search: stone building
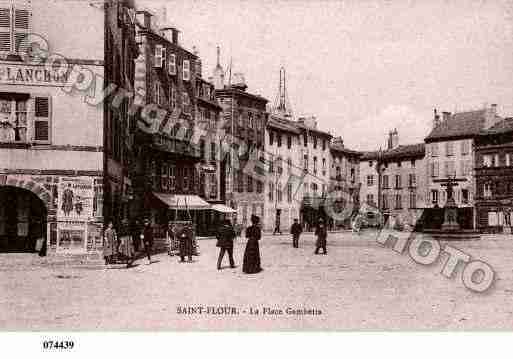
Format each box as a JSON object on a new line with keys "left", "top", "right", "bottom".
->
{"left": 132, "top": 9, "right": 214, "bottom": 235}
{"left": 295, "top": 116, "right": 332, "bottom": 231}
{"left": 104, "top": 0, "right": 138, "bottom": 234}
{"left": 263, "top": 114, "right": 301, "bottom": 232}
{"left": 328, "top": 137, "right": 361, "bottom": 229}
{"left": 474, "top": 118, "right": 513, "bottom": 233}
{"left": 424, "top": 105, "right": 504, "bottom": 229}
{"left": 214, "top": 69, "right": 268, "bottom": 229}
{"left": 0, "top": 0, "right": 104, "bottom": 255}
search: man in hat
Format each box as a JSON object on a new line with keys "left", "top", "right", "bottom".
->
{"left": 216, "top": 219, "right": 236, "bottom": 270}
{"left": 141, "top": 218, "right": 153, "bottom": 264}
{"left": 314, "top": 219, "right": 328, "bottom": 255}
{"left": 290, "top": 218, "right": 302, "bottom": 248}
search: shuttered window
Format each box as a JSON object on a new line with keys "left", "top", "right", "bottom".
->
{"left": 34, "top": 96, "right": 50, "bottom": 143}
{"left": 0, "top": 1, "right": 31, "bottom": 54}
{"left": 168, "top": 53, "right": 176, "bottom": 75}
{"left": 183, "top": 59, "right": 190, "bottom": 81}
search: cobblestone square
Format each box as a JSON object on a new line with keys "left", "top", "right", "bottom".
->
{"left": 1, "top": 231, "right": 512, "bottom": 330}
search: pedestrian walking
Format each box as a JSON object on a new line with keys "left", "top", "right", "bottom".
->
{"left": 314, "top": 219, "right": 328, "bottom": 255}
{"left": 166, "top": 222, "right": 179, "bottom": 256}
{"left": 131, "top": 220, "right": 141, "bottom": 252}
{"left": 178, "top": 225, "right": 194, "bottom": 263}
{"left": 103, "top": 221, "right": 117, "bottom": 265}
{"left": 216, "top": 219, "right": 236, "bottom": 270}
{"left": 290, "top": 218, "right": 302, "bottom": 248}
{"left": 243, "top": 215, "right": 262, "bottom": 274}
{"left": 141, "top": 219, "right": 153, "bottom": 264}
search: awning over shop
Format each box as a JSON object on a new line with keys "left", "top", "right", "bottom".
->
{"left": 211, "top": 204, "right": 237, "bottom": 213}
{"left": 153, "top": 193, "right": 211, "bottom": 210}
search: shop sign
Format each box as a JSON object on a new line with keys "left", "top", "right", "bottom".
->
{"left": 57, "top": 177, "right": 94, "bottom": 220}
{"left": 0, "top": 63, "right": 68, "bottom": 87}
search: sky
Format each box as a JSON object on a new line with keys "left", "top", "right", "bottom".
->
{"left": 139, "top": 0, "right": 513, "bottom": 151}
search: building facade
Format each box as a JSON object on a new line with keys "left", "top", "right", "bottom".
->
{"left": 133, "top": 10, "right": 214, "bottom": 235}
{"left": 295, "top": 116, "right": 332, "bottom": 231}
{"left": 424, "top": 106, "right": 503, "bottom": 229}
{"left": 474, "top": 118, "right": 513, "bottom": 233}
{"left": 214, "top": 76, "right": 268, "bottom": 229}
{"left": 0, "top": 0, "right": 104, "bottom": 255}
{"left": 329, "top": 136, "right": 361, "bottom": 229}
{"left": 263, "top": 114, "right": 301, "bottom": 232}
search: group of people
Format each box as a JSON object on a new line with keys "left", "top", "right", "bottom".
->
{"left": 103, "top": 218, "right": 155, "bottom": 266}
{"left": 103, "top": 215, "right": 328, "bottom": 270}
{"left": 215, "top": 215, "right": 262, "bottom": 274}
{"left": 290, "top": 218, "right": 328, "bottom": 254}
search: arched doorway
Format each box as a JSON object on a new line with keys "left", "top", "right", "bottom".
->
{"left": 0, "top": 186, "right": 47, "bottom": 253}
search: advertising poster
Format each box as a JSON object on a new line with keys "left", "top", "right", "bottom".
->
{"left": 57, "top": 177, "right": 94, "bottom": 220}
{"left": 57, "top": 221, "right": 87, "bottom": 252}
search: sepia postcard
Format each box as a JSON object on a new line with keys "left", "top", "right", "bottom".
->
{"left": 0, "top": 0, "right": 512, "bottom": 336}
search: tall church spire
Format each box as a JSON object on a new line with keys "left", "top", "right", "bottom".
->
{"left": 212, "top": 45, "right": 225, "bottom": 90}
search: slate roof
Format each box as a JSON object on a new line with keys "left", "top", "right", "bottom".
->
{"left": 294, "top": 121, "right": 332, "bottom": 138}
{"left": 267, "top": 115, "right": 300, "bottom": 134}
{"left": 330, "top": 142, "right": 361, "bottom": 157}
{"left": 425, "top": 109, "right": 503, "bottom": 142}
{"left": 481, "top": 117, "right": 513, "bottom": 135}
{"left": 360, "top": 151, "right": 380, "bottom": 161}
{"left": 382, "top": 143, "right": 425, "bottom": 160}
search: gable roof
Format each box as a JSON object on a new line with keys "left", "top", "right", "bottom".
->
{"left": 425, "top": 109, "right": 500, "bottom": 142}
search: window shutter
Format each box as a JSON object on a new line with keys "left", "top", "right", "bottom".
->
{"left": 168, "top": 53, "right": 176, "bottom": 75}
{"left": 34, "top": 96, "right": 51, "bottom": 143}
{"left": 183, "top": 59, "right": 190, "bottom": 81}
{"left": 154, "top": 44, "right": 163, "bottom": 67}
{"left": 0, "top": 2, "right": 11, "bottom": 53}
{"left": 14, "top": 3, "right": 30, "bottom": 53}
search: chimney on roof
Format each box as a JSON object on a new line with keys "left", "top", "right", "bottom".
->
{"left": 442, "top": 111, "right": 451, "bottom": 122}
{"left": 387, "top": 128, "right": 399, "bottom": 150}
{"left": 433, "top": 108, "right": 441, "bottom": 129}
{"left": 484, "top": 103, "right": 499, "bottom": 129}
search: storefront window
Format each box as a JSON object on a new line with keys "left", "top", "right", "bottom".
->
{"left": 0, "top": 98, "right": 27, "bottom": 142}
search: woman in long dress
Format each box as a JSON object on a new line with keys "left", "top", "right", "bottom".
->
{"left": 243, "top": 215, "right": 262, "bottom": 274}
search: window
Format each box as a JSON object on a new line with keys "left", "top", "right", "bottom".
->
{"left": 431, "top": 143, "right": 439, "bottom": 157}
{"left": 409, "top": 191, "right": 416, "bottom": 208}
{"left": 247, "top": 175, "right": 253, "bottom": 193}
{"left": 210, "top": 142, "right": 216, "bottom": 161}
{"left": 303, "top": 154, "right": 308, "bottom": 171}
{"left": 161, "top": 163, "right": 168, "bottom": 191}
{"left": 322, "top": 139, "right": 326, "bottom": 151}
{"left": 268, "top": 182, "right": 274, "bottom": 201}
{"left": 369, "top": 161, "right": 373, "bottom": 167}
{"left": 154, "top": 82, "right": 161, "bottom": 105}
{"left": 382, "top": 194, "right": 389, "bottom": 209}
{"left": 168, "top": 53, "right": 176, "bottom": 75}
{"left": 461, "top": 140, "right": 470, "bottom": 155}
{"left": 182, "top": 91, "right": 190, "bottom": 113}
{"left": 431, "top": 189, "right": 439, "bottom": 204}
{"left": 248, "top": 112, "right": 253, "bottom": 128}
{"left": 269, "top": 155, "right": 274, "bottom": 173}
{"left": 313, "top": 156, "right": 317, "bottom": 174}
{"left": 367, "top": 175, "right": 374, "bottom": 186}
{"left": 408, "top": 174, "right": 416, "bottom": 187}
{"left": 430, "top": 162, "right": 439, "bottom": 177}
{"left": 287, "top": 135, "right": 292, "bottom": 149}
{"left": 169, "top": 83, "right": 176, "bottom": 108}
{"left": 397, "top": 161, "right": 401, "bottom": 168}
{"left": 382, "top": 175, "right": 389, "bottom": 188}
{"left": 444, "top": 161, "right": 455, "bottom": 177}
{"left": 483, "top": 183, "right": 492, "bottom": 199}
{"left": 256, "top": 180, "right": 263, "bottom": 194}
{"left": 506, "top": 153, "right": 511, "bottom": 167}
{"left": 287, "top": 157, "right": 292, "bottom": 172}
{"left": 199, "top": 139, "right": 205, "bottom": 160}
{"left": 169, "top": 165, "right": 175, "bottom": 191}
{"left": 395, "top": 175, "right": 401, "bottom": 189}
{"left": 493, "top": 154, "right": 499, "bottom": 167}
{"left": 183, "top": 167, "right": 189, "bottom": 191}
{"left": 462, "top": 189, "right": 469, "bottom": 203}
{"left": 303, "top": 133, "right": 307, "bottom": 147}
{"left": 395, "top": 194, "right": 402, "bottom": 209}
{"left": 411, "top": 159, "right": 416, "bottom": 168}
{"left": 210, "top": 173, "right": 217, "bottom": 199}
{"left": 313, "top": 136, "right": 317, "bottom": 149}
{"left": 277, "top": 156, "right": 283, "bottom": 175}
{"left": 34, "top": 96, "right": 50, "bottom": 143}
{"left": 287, "top": 183, "right": 293, "bottom": 203}
{"left": 277, "top": 133, "right": 282, "bottom": 147}
{"left": 366, "top": 194, "right": 374, "bottom": 205}
{"left": 277, "top": 186, "right": 283, "bottom": 202}
{"left": 237, "top": 170, "right": 244, "bottom": 192}
{"left": 269, "top": 131, "right": 274, "bottom": 146}
{"left": 183, "top": 59, "right": 190, "bottom": 81}
{"left": 445, "top": 142, "right": 454, "bottom": 156}
{"left": 154, "top": 44, "right": 165, "bottom": 67}
{"left": 0, "top": 1, "right": 31, "bottom": 54}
